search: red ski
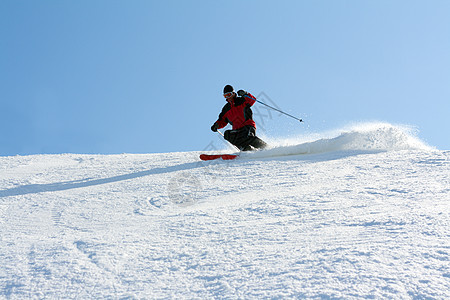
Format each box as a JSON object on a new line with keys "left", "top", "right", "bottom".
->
{"left": 199, "top": 154, "right": 239, "bottom": 161}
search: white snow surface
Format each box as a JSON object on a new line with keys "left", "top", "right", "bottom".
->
{"left": 0, "top": 123, "right": 449, "bottom": 299}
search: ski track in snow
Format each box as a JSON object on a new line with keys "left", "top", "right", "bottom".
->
{"left": 0, "top": 123, "right": 449, "bottom": 299}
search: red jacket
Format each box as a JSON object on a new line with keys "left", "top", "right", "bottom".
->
{"left": 215, "top": 93, "right": 257, "bottom": 130}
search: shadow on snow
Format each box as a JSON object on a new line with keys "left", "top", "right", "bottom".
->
{"left": 0, "top": 150, "right": 382, "bottom": 198}
{"left": 0, "top": 161, "right": 202, "bottom": 198}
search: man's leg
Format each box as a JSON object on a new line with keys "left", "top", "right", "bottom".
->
{"left": 224, "top": 128, "right": 252, "bottom": 151}
{"left": 250, "top": 136, "right": 267, "bottom": 150}
{"left": 225, "top": 127, "right": 268, "bottom": 151}
{"left": 224, "top": 130, "right": 240, "bottom": 149}
{"left": 247, "top": 127, "right": 267, "bottom": 150}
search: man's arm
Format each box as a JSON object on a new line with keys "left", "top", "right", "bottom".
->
{"left": 211, "top": 104, "right": 230, "bottom": 131}
{"left": 238, "top": 90, "right": 256, "bottom": 107}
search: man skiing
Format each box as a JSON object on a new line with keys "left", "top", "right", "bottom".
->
{"left": 211, "top": 85, "right": 267, "bottom": 151}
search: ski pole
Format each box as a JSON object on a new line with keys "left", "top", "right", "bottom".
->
{"left": 255, "top": 99, "right": 303, "bottom": 123}
{"left": 217, "top": 130, "right": 240, "bottom": 151}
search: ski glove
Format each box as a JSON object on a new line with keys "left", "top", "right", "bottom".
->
{"left": 237, "top": 90, "right": 247, "bottom": 97}
{"left": 211, "top": 123, "right": 219, "bottom": 132}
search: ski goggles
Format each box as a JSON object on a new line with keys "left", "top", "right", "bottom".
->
{"left": 223, "top": 92, "right": 234, "bottom": 99}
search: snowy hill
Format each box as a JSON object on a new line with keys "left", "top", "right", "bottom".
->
{"left": 0, "top": 123, "right": 449, "bottom": 299}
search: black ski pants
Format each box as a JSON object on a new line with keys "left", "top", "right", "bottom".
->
{"left": 224, "top": 126, "right": 267, "bottom": 151}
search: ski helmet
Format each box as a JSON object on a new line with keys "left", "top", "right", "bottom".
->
{"left": 223, "top": 85, "right": 234, "bottom": 94}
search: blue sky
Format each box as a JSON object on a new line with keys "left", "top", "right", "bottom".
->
{"left": 1, "top": 0, "right": 449, "bottom": 156}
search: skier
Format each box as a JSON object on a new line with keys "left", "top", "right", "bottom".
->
{"left": 211, "top": 85, "right": 267, "bottom": 151}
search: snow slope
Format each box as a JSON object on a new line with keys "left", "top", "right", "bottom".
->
{"left": 0, "top": 123, "right": 449, "bottom": 299}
